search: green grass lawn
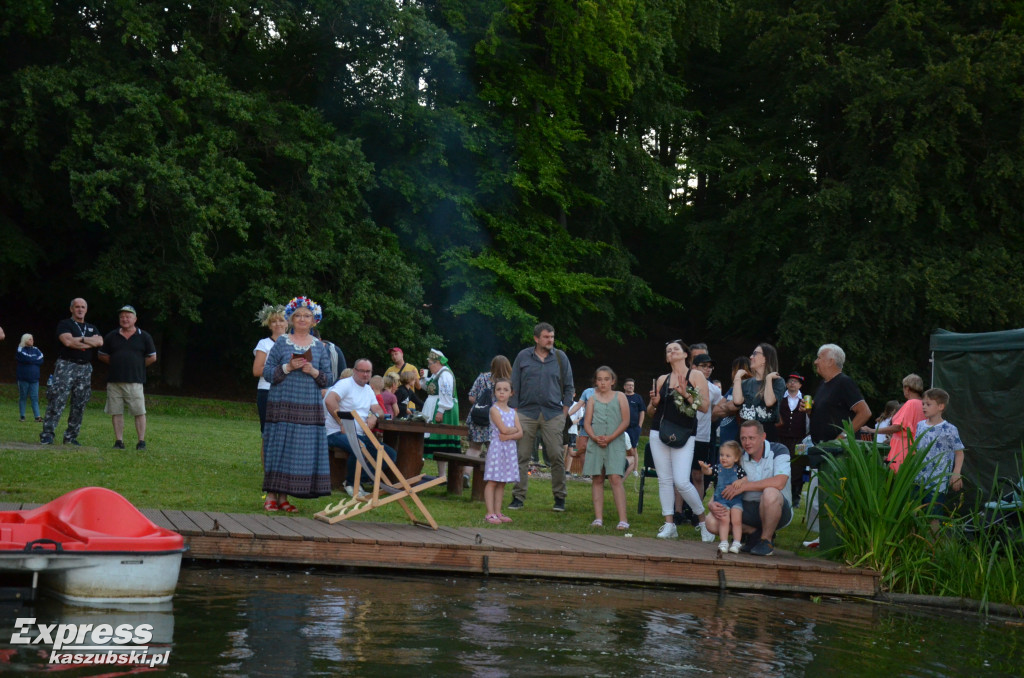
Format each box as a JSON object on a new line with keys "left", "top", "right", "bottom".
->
{"left": 0, "top": 384, "right": 819, "bottom": 554}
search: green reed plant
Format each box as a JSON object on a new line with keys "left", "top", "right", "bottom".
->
{"left": 928, "top": 465, "right": 1024, "bottom": 609}
{"left": 818, "top": 423, "right": 940, "bottom": 592}
{"left": 821, "top": 423, "right": 1024, "bottom": 607}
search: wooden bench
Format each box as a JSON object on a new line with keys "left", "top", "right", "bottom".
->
{"left": 328, "top": 446, "right": 349, "bottom": 490}
{"left": 430, "top": 452, "right": 485, "bottom": 502}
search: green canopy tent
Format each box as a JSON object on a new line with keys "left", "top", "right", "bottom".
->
{"left": 930, "top": 328, "right": 1024, "bottom": 499}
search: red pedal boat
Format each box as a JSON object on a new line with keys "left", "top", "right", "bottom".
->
{"left": 0, "top": 487, "right": 185, "bottom": 604}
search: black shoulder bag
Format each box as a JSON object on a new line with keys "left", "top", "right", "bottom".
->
{"left": 469, "top": 379, "right": 494, "bottom": 426}
{"left": 658, "top": 371, "right": 693, "bottom": 448}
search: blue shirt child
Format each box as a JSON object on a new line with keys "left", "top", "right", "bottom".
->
{"left": 914, "top": 420, "right": 965, "bottom": 494}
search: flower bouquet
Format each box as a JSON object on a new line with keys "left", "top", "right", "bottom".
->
{"left": 672, "top": 384, "right": 701, "bottom": 418}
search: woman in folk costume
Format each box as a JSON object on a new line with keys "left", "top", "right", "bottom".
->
{"left": 422, "top": 348, "right": 461, "bottom": 476}
{"left": 261, "top": 296, "right": 333, "bottom": 512}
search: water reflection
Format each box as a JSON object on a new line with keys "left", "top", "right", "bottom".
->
{"left": 2, "top": 566, "right": 1022, "bottom": 676}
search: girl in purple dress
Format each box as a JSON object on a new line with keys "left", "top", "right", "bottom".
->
{"left": 484, "top": 379, "right": 522, "bottom": 524}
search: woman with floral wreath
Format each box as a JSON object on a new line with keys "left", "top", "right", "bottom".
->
{"left": 261, "top": 296, "right": 334, "bottom": 512}
{"left": 647, "top": 340, "right": 714, "bottom": 541}
{"left": 252, "top": 304, "right": 287, "bottom": 434}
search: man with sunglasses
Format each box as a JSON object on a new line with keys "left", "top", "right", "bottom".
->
{"left": 324, "top": 359, "right": 398, "bottom": 498}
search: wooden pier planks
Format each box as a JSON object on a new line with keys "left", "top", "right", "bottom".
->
{"left": 171, "top": 509, "right": 879, "bottom": 596}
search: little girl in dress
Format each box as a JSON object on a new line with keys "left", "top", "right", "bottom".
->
{"left": 581, "top": 366, "right": 631, "bottom": 530}
{"left": 484, "top": 379, "right": 522, "bottom": 524}
{"left": 699, "top": 441, "right": 748, "bottom": 553}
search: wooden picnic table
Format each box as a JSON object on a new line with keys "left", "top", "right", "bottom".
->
{"left": 376, "top": 419, "right": 468, "bottom": 479}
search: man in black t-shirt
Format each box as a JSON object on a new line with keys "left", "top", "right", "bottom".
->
{"left": 97, "top": 305, "right": 157, "bottom": 451}
{"left": 809, "top": 344, "right": 871, "bottom": 443}
{"left": 805, "top": 344, "right": 871, "bottom": 547}
{"left": 40, "top": 298, "right": 103, "bottom": 445}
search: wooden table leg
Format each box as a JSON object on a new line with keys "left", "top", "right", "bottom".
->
{"left": 470, "top": 466, "right": 485, "bottom": 502}
{"left": 328, "top": 446, "right": 349, "bottom": 490}
{"left": 446, "top": 464, "right": 464, "bottom": 496}
{"left": 384, "top": 431, "right": 426, "bottom": 479}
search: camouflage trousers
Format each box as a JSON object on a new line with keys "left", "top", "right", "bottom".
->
{"left": 40, "top": 359, "right": 92, "bottom": 443}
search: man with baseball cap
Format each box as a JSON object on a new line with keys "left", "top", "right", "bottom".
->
{"left": 383, "top": 346, "right": 419, "bottom": 380}
{"left": 97, "top": 305, "right": 157, "bottom": 450}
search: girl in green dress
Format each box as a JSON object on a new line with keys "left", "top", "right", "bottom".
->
{"left": 582, "top": 366, "right": 631, "bottom": 530}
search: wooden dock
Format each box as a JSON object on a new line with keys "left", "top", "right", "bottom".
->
{"left": 138, "top": 509, "right": 877, "bottom": 596}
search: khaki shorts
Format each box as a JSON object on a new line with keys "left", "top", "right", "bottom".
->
{"left": 105, "top": 383, "right": 146, "bottom": 416}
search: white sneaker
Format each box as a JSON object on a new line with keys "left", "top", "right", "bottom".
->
{"left": 344, "top": 485, "right": 369, "bottom": 500}
{"left": 698, "top": 522, "right": 716, "bottom": 543}
{"left": 718, "top": 541, "right": 729, "bottom": 553}
{"left": 656, "top": 523, "right": 678, "bottom": 539}
{"left": 729, "top": 542, "right": 741, "bottom": 554}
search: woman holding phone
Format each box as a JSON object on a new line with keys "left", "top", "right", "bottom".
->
{"left": 729, "top": 343, "right": 785, "bottom": 442}
{"left": 261, "top": 296, "right": 334, "bottom": 512}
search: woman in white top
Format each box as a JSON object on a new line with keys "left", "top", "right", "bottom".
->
{"left": 253, "top": 304, "right": 287, "bottom": 433}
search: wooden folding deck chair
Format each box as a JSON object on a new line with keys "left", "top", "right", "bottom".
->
{"left": 315, "top": 411, "right": 447, "bottom": 528}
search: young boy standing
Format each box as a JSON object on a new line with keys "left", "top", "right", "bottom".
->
{"left": 914, "top": 388, "right": 965, "bottom": 508}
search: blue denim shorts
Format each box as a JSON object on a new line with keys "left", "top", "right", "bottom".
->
{"left": 714, "top": 493, "right": 744, "bottom": 510}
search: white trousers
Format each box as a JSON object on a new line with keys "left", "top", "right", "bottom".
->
{"left": 649, "top": 432, "right": 704, "bottom": 518}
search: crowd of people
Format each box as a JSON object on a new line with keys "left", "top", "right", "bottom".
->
{"left": 3, "top": 298, "right": 158, "bottom": 450}
{"left": 247, "top": 304, "right": 966, "bottom": 557}
{"left": 6, "top": 298, "right": 964, "bottom": 557}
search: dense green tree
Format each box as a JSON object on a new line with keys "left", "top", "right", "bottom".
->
{"left": 0, "top": 1, "right": 431, "bottom": 385}
{"left": 2, "top": 0, "right": 1023, "bottom": 400}
{"left": 678, "top": 0, "right": 1024, "bottom": 398}
{"left": 336, "top": 0, "right": 667, "bottom": 359}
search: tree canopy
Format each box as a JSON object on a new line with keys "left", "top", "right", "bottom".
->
{"left": 2, "top": 1, "right": 1023, "bottom": 400}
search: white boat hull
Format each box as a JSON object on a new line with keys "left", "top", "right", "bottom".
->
{"left": 0, "top": 551, "right": 183, "bottom": 604}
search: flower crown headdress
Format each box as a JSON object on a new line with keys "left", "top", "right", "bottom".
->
{"left": 284, "top": 296, "right": 323, "bottom": 323}
{"left": 254, "top": 303, "right": 287, "bottom": 326}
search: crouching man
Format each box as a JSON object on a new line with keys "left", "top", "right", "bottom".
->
{"left": 704, "top": 420, "right": 792, "bottom": 556}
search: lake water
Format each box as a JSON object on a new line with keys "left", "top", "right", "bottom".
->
{"left": 2, "top": 565, "right": 1022, "bottom": 676}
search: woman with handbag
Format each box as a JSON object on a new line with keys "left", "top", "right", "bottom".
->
{"left": 647, "top": 340, "right": 714, "bottom": 541}
{"left": 464, "top": 355, "right": 512, "bottom": 484}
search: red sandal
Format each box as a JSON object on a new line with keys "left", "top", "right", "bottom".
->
{"left": 278, "top": 501, "right": 298, "bottom": 513}
{"left": 263, "top": 499, "right": 279, "bottom": 512}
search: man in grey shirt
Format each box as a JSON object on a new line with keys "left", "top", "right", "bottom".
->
{"left": 508, "top": 322, "right": 574, "bottom": 512}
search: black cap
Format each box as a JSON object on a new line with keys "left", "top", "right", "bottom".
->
{"left": 693, "top": 354, "right": 715, "bottom": 367}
